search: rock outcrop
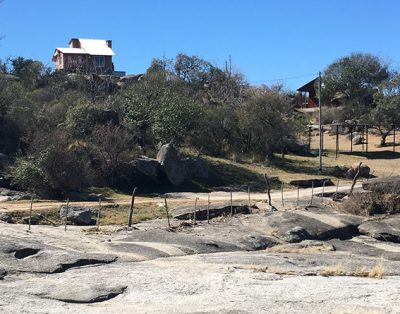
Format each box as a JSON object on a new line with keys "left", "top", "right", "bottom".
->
{"left": 358, "top": 216, "right": 400, "bottom": 243}
{"left": 157, "top": 144, "right": 186, "bottom": 186}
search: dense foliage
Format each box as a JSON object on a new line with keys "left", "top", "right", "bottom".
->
{"left": 0, "top": 55, "right": 305, "bottom": 196}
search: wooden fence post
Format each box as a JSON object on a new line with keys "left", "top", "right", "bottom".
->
{"left": 349, "top": 162, "right": 362, "bottom": 196}
{"left": 164, "top": 196, "right": 171, "bottom": 229}
{"left": 207, "top": 194, "right": 210, "bottom": 224}
{"left": 97, "top": 198, "right": 101, "bottom": 231}
{"left": 230, "top": 191, "right": 233, "bottom": 216}
{"left": 64, "top": 198, "right": 69, "bottom": 231}
{"left": 281, "top": 183, "right": 284, "bottom": 207}
{"left": 248, "top": 185, "right": 251, "bottom": 209}
{"left": 193, "top": 197, "right": 198, "bottom": 225}
{"left": 28, "top": 196, "right": 33, "bottom": 231}
{"left": 128, "top": 187, "right": 137, "bottom": 227}
{"left": 263, "top": 173, "right": 272, "bottom": 207}
{"left": 310, "top": 182, "right": 314, "bottom": 205}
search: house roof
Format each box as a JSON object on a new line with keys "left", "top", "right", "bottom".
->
{"left": 78, "top": 39, "right": 115, "bottom": 56}
{"left": 297, "top": 78, "right": 318, "bottom": 92}
{"left": 53, "top": 39, "right": 115, "bottom": 60}
{"left": 55, "top": 47, "right": 88, "bottom": 55}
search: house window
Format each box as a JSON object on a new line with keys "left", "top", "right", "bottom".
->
{"left": 94, "top": 56, "right": 105, "bottom": 67}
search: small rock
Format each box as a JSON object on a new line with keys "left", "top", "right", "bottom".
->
{"left": 0, "top": 213, "right": 13, "bottom": 223}
{"left": 283, "top": 226, "right": 312, "bottom": 243}
{"left": 22, "top": 215, "right": 42, "bottom": 225}
{"left": 59, "top": 205, "right": 93, "bottom": 225}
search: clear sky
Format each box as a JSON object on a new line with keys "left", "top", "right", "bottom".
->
{"left": 0, "top": 0, "right": 399, "bottom": 90}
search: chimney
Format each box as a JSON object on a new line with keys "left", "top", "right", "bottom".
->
{"left": 69, "top": 38, "right": 80, "bottom": 48}
{"left": 106, "top": 40, "right": 112, "bottom": 48}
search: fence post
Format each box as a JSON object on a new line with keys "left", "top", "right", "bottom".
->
{"left": 64, "top": 198, "right": 69, "bottom": 231}
{"left": 281, "top": 183, "right": 284, "bottom": 207}
{"left": 366, "top": 125, "right": 369, "bottom": 153}
{"left": 296, "top": 183, "right": 299, "bottom": 206}
{"left": 393, "top": 125, "right": 396, "bottom": 153}
{"left": 207, "top": 194, "right": 210, "bottom": 224}
{"left": 310, "top": 181, "right": 314, "bottom": 205}
{"left": 335, "top": 125, "right": 339, "bottom": 158}
{"left": 128, "top": 187, "right": 137, "bottom": 227}
{"left": 28, "top": 196, "right": 33, "bottom": 231}
{"left": 230, "top": 191, "right": 233, "bottom": 216}
{"left": 335, "top": 179, "right": 340, "bottom": 200}
{"left": 248, "top": 185, "right": 251, "bottom": 209}
{"left": 350, "top": 126, "right": 353, "bottom": 153}
{"left": 193, "top": 197, "right": 198, "bottom": 225}
{"left": 96, "top": 198, "right": 101, "bottom": 231}
{"left": 164, "top": 196, "right": 171, "bottom": 229}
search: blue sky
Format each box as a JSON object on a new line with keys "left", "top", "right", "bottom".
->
{"left": 0, "top": 0, "right": 399, "bottom": 90}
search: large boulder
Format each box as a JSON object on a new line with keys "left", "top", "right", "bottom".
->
{"left": 132, "top": 156, "right": 160, "bottom": 179}
{"left": 352, "top": 135, "right": 364, "bottom": 145}
{"left": 183, "top": 157, "right": 209, "bottom": 179}
{"left": 59, "top": 205, "right": 93, "bottom": 225}
{"left": 0, "top": 188, "right": 32, "bottom": 201}
{"left": 346, "top": 162, "right": 370, "bottom": 179}
{"left": 285, "top": 139, "right": 317, "bottom": 157}
{"left": 358, "top": 216, "right": 400, "bottom": 243}
{"left": 264, "top": 210, "right": 363, "bottom": 243}
{"left": 157, "top": 144, "right": 186, "bottom": 186}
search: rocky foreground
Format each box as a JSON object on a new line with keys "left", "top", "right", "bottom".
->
{"left": 1, "top": 186, "right": 400, "bottom": 313}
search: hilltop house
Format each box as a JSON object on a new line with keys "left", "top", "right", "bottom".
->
{"left": 52, "top": 38, "right": 115, "bottom": 74}
{"left": 296, "top": 78, "right": 318, "bottom": 109}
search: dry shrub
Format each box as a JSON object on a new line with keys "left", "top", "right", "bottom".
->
{"left": 339, "top": 191, "right": 400, "bottom": 217}
{"left": 320, "top": 259, "right": 384, "bottom": 279}
{"left": 320, "top": 264, "right": 346, "bottom": 276}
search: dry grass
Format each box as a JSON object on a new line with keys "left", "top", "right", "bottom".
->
{"left": 320, "top": 259, "right": 385, "bottom": 279}
{"left": 320, "top": 264, "right": 347, "bottom": 276}
{"left": 269, "top": 243, "right": 335, "bottom": 254}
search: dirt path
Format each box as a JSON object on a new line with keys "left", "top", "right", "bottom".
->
{"left": 0, "top": 184, "right": 362, "bottom": 213}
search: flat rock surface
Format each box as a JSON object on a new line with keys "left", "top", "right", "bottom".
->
{"left": 261, "top": 208, "right": 364, "bottom": 242}
{"left": 358, "top": 215, "right": 400, "bottom": 243}
{"left": 0, "top": 190, "right": 399, "bottom": 313}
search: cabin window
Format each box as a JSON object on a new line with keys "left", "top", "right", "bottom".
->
{"left": 94, "top": 56, "right": 105, "bottom": 67}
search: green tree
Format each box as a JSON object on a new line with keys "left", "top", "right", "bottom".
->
{"left": 366, "top": 75, "right": 400, "bottom": 146}
{"left": 322, "top": 53, "right": 389, "bottom": 119}
{"left": 238, "top": 87, "right": 305, "bottom": 160}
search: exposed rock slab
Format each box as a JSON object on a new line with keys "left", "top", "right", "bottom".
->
{"left": 358, "top": 216, "right": 400, "bottom": 243}
{"left": 36, "top": 283, "right": 127, "bottom": 303}
{"left": 264, "top": 210, "right": 363, "bottom": 242}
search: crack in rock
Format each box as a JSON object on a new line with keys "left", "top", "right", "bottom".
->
{"left": 53, "top": 257, "right": 117, "bottom": 273}
{"left": 0, "top": 269, "right": 6, "bottom": 280}
{"left": 14, "top": 248, "right": 40, "bottom": 259}
{"left": 39, "top": 285, "right": 127, "bottom": 304}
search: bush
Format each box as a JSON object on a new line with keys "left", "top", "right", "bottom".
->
{"left": 340, "top": 191, "right": 400, "bottom": 216}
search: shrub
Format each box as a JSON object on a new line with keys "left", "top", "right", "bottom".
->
{"left": 340, "top": 191, "right": 400, "bottom": 216}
